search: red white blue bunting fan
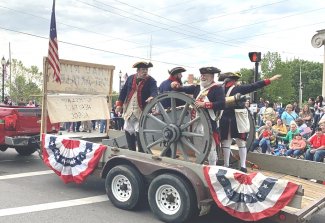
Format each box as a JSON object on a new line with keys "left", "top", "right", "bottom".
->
{"left": 203, "top": 166, "right": 299, "bottom": 221}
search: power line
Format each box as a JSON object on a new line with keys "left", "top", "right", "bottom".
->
{"left": 0, "top": 5, "right": 145, "bottom": 46}
{"left": 84, "top": 0, "right": 289, "bottom": 49}
{"left": 2, "top": 0, "right": 317, "bottom": 57}
{"left": 110, "top": 0, "right": 288, "bottom": 38}
{"left": 0, "top": 26, "right": 196, "bottom": 68}
{"left": 87, "top": 0, "right": 324, "bottom": 58}
{"left": 1, "top": 1, "right": 323, "bottom": 64}
{"left": 124, "top": 5, "right": 325, "bottom": 54}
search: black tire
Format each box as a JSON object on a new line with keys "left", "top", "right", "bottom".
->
{"left": 148, "top": 174, "right": 197, "bottom": 223}
{"left": 105, "top": 165, "right": 145, "bottom": 210}
{"left": 15, "top": 146, "right": 37, "bottom": 156}
{"left": 0, "top": 145, "right": 8, "bottom": 152}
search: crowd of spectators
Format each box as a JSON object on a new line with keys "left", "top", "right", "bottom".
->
{"left": 249, "top": 96, "right": 325, "bottom": 163}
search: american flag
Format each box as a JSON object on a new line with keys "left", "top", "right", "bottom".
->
{"left": 48, "top": 0, "right": 61, "bottom": 83}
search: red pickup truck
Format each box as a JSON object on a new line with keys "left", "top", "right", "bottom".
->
{"left": 0, "top": 105, "right": 59, "bottom": 156}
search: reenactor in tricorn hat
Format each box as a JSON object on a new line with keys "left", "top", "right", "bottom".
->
{"left": 158, "top": 66, "right": 188, "bottom": 108}
{"left": 115, "top": 61, "right": 158, "bottom": 152}
{"left": 218, "top": 72, "right": 281, "bottom": 172}
{"left": 171, "top": 66, "right": 247, "bottom": 165}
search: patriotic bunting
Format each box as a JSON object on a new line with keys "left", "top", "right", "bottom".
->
{"left": 203, "top": 166, "right": 299, "bottom": 221}
{"left": 42, "top": 134, "right": 107, "bottom": 184}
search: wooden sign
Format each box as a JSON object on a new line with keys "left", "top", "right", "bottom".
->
{"left": 47, "top": 95, "right": 110, "bottom": 123}
{"left": 45, "top": 58, "right": 115, "bottom": 95}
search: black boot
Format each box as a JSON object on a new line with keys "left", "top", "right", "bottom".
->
{"left": 125, "top": 131, "right": 136, "bottom": 151}
{"left": 136, "top": 132, "right": 144, "bottom": 153}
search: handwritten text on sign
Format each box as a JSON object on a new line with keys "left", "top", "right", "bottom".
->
{"left": 47, "top": 95, "right": 109, "bottom": 123}
{"left": 46, "top": 58, "right": 115, "bottom": 95}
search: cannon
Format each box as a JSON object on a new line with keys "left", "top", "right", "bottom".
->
{"left": 107, "top": 92, "right": 255, "bottom": 164}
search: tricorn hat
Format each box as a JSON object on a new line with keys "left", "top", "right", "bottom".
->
{"left": 218, "top": 72, "right": 242, "bottom": 81}
{"left": 169, "top": 67, "right": 186, "bottom": 76}
{"left": 199, "top": 67, "right": 221, "bottom": 75}
{"left": 132, "top": 61, "right": 153, "bottom": 69}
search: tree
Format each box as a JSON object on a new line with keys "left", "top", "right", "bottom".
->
{"left": 7, "top": 59, "right": 42, "bottom": 105}
{"left": 286, "top": 59, "right": 322, "bottom": 103}
{"left": 238, "top": 68, "right": 254, "bottom": 84}
{"left": 260, "top": 52, "right": 295, "bottom": 105}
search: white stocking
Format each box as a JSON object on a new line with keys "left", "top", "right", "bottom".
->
{"left": 221, "top": 138, "right": 232, "bottom": 167}
{"left": 208, "top": 137, "right": 218, "bottom": 165}
{"left": 236, "top": 138, "right": 247, "bottom": 168}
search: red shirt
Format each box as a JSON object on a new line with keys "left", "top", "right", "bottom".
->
{"left": 262, "top": 129, "right": 272, "bottom": 138}
{"left": 309, "top": 134, "right": 325, "bottom": 149}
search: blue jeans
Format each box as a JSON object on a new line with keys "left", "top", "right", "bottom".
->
{"left": 99, "top": 120, "right": 107, "bottom": 133}
{"left": 305, "top": 149, "right": 325, "bottom": 162}
{"left": 285, "top": 149, "right": 303, "bottom": 157}
{"left": 251, "top": 139, "right": 268, "bottom": 153}
{"left": 259, "top": 138, "right": 271, "bottom": 152}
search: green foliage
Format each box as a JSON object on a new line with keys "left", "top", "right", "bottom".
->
{"left": 259, "top": 52, "right": 323, "bottom": 105}
{"left": 6, "top": 59, "right": 42, "bottom": 105}
{"left": 111, "top": 90, "right": 119, "bottom": 105}
{"left": 238, "top": 68, "right": 254, "bottom": 84}
{"left": 286, "top": 59, "right": 322, "bottom": 102}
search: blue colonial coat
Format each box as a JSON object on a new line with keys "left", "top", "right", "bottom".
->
{"left": 180, "top": 83, "right": 226, "bottom": 132}
{"left": 158, "top": 77, "right": 194, "bottom": 108}
{"left": 118, "top": 74, "right": 158, "bottom": 110}
{"left": 219, "top": 79, "right": 271, "bottom": 140}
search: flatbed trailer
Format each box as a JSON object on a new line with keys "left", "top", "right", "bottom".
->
{"left": 89, "top": 138, "right": 325, "bottom": 223}
{"left": 43, "top": 91, "right": 325, "bottom": 223}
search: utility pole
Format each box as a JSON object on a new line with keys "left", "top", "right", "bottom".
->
{"left": 299, "top": 60, "right": 303, "bottom": 109}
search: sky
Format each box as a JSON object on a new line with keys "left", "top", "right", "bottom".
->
{"left": 1, "top": 0, "right": 325, "bottom": 92}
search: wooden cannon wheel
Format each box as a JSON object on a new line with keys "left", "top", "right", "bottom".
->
{"left": 139, "top": 92, "right": 255, "bottom": 164}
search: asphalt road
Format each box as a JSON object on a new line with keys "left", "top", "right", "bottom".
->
{"left": 0, "top": 148, "right": 324, "bottom": 223}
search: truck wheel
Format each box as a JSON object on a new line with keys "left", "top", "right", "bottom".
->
{"left": 148, "top": 174, "right": 197, "bottom": 223}
{"left": 0, "top": 145, "right": 8, "bottom": 152}
{"left": 15, "top": 146, "right": 37, "bottom": 156}
{"left": 105, "top": 165, "right": 144, "bottom": 210}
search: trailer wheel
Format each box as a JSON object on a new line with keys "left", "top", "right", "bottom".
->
{"left": 105, "top": 165, "right": 144, "bottom": 210}
{"left": 148, "top": 174, "right": 197, "bottom": 223}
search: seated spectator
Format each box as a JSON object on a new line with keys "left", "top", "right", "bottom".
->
{"left": 296, "top": 118, "right": 312, "bottom": 138}
{"left": 272, "top": 118, "right": 287, "bottom": 137}
{"left": 259, "top": 124, "right": 274, "bottom": 153}
{"left": 251, "top": 120, "right": 275, "bottom": 153}
{"left": 299, "top": 104, "right": 313, "bottom": 127}
{"left": 305, "top": 127, "right": 325, "bottom": 162}
{"left": 279, "top": 121, "right": 300, "bottom": 144}
{"left": 285, "top": 133, "right": 306, "bottom": 158}
{"left": 308, "top": 97, "right": 315, "bottom": 114}
{"left": 262, "top": 102, "right": 277, "bottom": 124}
{"left": 312, "top": 96, "right": 325, "bottom": 132}
{"left": 320, "top": 121, "right": 325, "bottom": 133}
{"left": 293, "top": 101, "right": 300, "bottom": 114}
{"left": 318, "top": 107, "right": 325, "bottom": 125}
{"left": 281, "top": 104, "right": 298, "bottom": 127}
